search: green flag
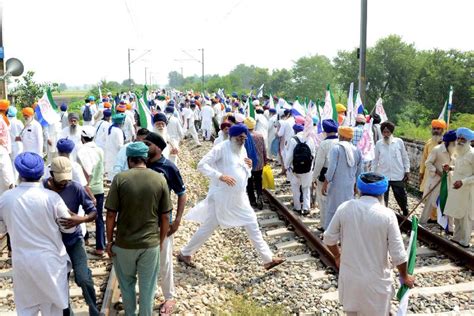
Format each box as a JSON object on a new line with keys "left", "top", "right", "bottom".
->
{"left": 397, "top": 216, "right": 418, "bottom": 314}
{"left": 248, "top": 95, "right": 255, "bottom": 119}
{"left": 46, "top": 87, "right": 58, "bottom": 111}
{"left": 439, "top": 171, "right": 448, "bottom": 214}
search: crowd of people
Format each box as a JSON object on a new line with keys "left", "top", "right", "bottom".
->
{"left": 0, "top": 89, "right": 472, "bottom": 315}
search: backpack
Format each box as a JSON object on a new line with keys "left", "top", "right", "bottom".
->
{"left": 83, "top": 105, "right": 92, "bottom": 122}
{"left": 292, "top": 136, "right": 313, "bottom": 174}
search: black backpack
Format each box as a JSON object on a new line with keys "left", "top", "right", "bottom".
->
{"left": 292, "top": 136, "right": 313, "bottom": 174}
{"left": 83, "top": 105, "right": 92, "bottom": 122}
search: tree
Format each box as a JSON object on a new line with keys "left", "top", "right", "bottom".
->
{"left": 291, "top": 55, "right": 335, "bottom": 100}
{"left": 268, "top": 68, "right": 293, "bottom": 98}
{"left": 121, "top": 79, "right": 136, "bottom": 88}
{"left": 168, "top": 71, "right": 184, "bottom": 88}
{"left": 10, "top": 71, "right": 59, "bottom": 108}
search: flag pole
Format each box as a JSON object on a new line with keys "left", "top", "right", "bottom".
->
{"left": 399, "top": 178, "right": 442, "bottom": 227}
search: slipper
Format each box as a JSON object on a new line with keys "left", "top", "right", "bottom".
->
{"left": 160, "top": 300, "right": 176, "bottom": 315}
{"left": 264, "top": 257, "right": 286, "bottom": 270}
{"left": 87, "top": 249, "right": 105, "bottom": 257}
{"left": 176, "top": 252, "right": 196, "bottom": 268}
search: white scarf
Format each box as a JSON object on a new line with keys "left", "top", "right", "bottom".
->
{"left": 338, "top": 141, "right": 355, "bottom": 167}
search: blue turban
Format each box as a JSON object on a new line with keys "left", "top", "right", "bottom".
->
{"left": 312, "top": 116, "right": 319, "bottom": 125}
{"left": 456, "top": 127, "right": 474, "bottom": 141}
{"left": 15, "top": 152, "right": 44, "bottom": 180}
{"left": 357, "top": 172, "right": 388, "bottom": 196}
{"left": 153, "top": 113, "right": 168, "bottom": 124}
{"left": 269, "top": 108, "right": 276, "bottom": 114}
{"left": 60, "top": 103, "right": 68, "bottom": 111}
{"left": 88, "top": 96, "right": 95, "bottom": 101}
{"left": 126, "top": 141, "right": 149, "bottom": 158}
{"left": 322, "top": 119, "right": 338, "bottom": 133}
{"left": 229, "top": 123, "right": 248, "bottom": 137}
{"left": 442, "top": 130, "right": 457, "bottom": 143}
{"left": 293, "top": 123, "right": 304, "bottom": 133}
{"left": 7, "top": 106, "right": 17, "bottom": 117}
{"left": 112, "top": 113, "right": 126, "bottom": 124}
{"left": 103, "top": 109, "right": 112, "bottom": 118}
{"left": 231, "top": 92, "right": 238, "bottom": 98}
{"left": 168, "top": 100, "right": 175, "bottom": 106}
{"left": 56, "top": 138, "right": 75, "bottom": 153}
{"left": 165, "top": 106, "right": 175, "bottom": 113}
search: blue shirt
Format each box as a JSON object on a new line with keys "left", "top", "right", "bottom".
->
{"left": 43, "top": 179, "right": 97, "bottom": 247}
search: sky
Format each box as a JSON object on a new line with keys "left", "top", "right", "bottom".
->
{"left": 3, "top": 0, "right": 474, "bottom": 88}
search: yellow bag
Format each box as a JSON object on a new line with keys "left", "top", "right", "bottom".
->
{"left": 262, "top": 164, "right": 275, "bottom": 190}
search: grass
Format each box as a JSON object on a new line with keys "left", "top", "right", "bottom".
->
{"left": 53, "top": 90, "right": 87, "bottom": 98}
{"left": 228, "top": 295, "right": 285, "bottom": 316}
{"left": 211, "top": 294, "right": 285, "bottom": 316}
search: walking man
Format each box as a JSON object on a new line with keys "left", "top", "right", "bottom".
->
{"left": 17, "top": 107, "right": 43, "bottom": 156}
{"left": 322, "top": 126, "right": 362, "bottom": 228}
{"left": 145, "top": 132, "right": 186, "bottom": 315}
{"left": 324, "top": 172, "right": 414, "bottom": 315}
{"left": 178, "top": 124, "right": 284, "bottom": 269}
{"left": 105, "top": 142, "right": 171, "bottom": 315}
{"left": 372, "top": 121, "right": 410, "bottom": 215}
{"left": 44, "top": 157, "right": 99, "bottom": 315}
{"left": 0, "top": 152, "right": 75, "bottom": 315}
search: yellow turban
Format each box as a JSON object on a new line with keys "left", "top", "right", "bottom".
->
{"left": 244, "top": 117, "right": 256, "bottom": 130}
{"left": 336, "top": 103, "right": 347, "bottom": 113}
{"left": 126, "top": 103, "right": 132, "bottom": 110}
{"left": 431, "top": 119, "right": 446, "bottom": 129}
{"left": 338, "top": 126, "right": 354, "bottom": 139}
{"left": 0, "top": 99, "right": 10, "bottom": 111}
{"left": 22, "top": 107, "right": 34, "bottom": 117}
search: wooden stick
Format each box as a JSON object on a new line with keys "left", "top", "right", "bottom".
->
{"left": 399, "top": 177, "right": 442, "bottom": 227}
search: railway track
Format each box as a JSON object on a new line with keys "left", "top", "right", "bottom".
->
{"left": 256, "top": 163, "right": 473, "bottom": 314}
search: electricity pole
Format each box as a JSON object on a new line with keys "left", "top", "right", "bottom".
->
{"left": 200, "top": 48, "right": 205, "bottom": 91}
{"left": 128, "top": 48, "right": 133, "bottom": 89}
{"left": 358, "top": 0, "right": 368, "bottom": 105}
{"left": 144, "top": 67, "right": 148, "bottom": 85}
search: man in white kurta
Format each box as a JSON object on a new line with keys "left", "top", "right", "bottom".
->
{"left": 7, "top": 106, "right": 23, "bottom": 180}
{"left": 324, "top": 172, "right": 413, "bottom": 315}
{"left": 44, "top": 120, "right": 62, "bottom": 164}
{"left": 313, "top": 119, "right": 339, "bottom": 229}
{"left": 94, "top": 109, "right": 112, "bottom": 152}
{"left": 60, "top": 112, "right": 83, "bottom": 160}
{"left": 284, "top": 124, "right": 316, "bottom": 215}
{"left": 165, "top": 106, "right": 185, "bottom": 151}
{"left": 183, "top": 103, "right": 201, "bottom": 146}
{"left": 105, "top": 114, "right": 125, "bottom": 181}
{"left": 19, "top": 107, "right": 44, "bottom": 157}
{"left": 0, "top": 152, "right": 76, "bottom": 316}
{"left": 267, "top": 109, "right": 278, "bottom": 155}
{"left": 200, "top": 101, "right": 215, "bottom": 141}
{"left": 255, "top": 108, "right": 269, "bottom": 149}
{"left": 178, "top": 124, "right": 284, "bottom": 269}
{"left": 422, "top": 130, "right": 456, "bottom": 231}
{"left": 444, "top": 128, "right": 474, "bottom": 248}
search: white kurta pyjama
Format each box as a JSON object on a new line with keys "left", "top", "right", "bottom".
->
{"left": 324, "top": 196, "right": 407, "bottom": 315}
{"left": 0, "top": 182, "right": 75, "bottom": 311}
{"left": 183, "top": 140, "right": 273, "bottom": 263}
{"left": 444, "top": 146, "right": 474, "bottom": 246}
{"left": 105, "top": 126, "right": 124, "bottom": 180}
{"left": 21, "top": 120, "right": 44, "bottom": 156}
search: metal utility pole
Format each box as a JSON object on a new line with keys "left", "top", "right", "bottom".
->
{"left": 0, "top": 4, "right": 6, "bottom": 100}
{"left": 358, "top": 0, "right": 368, "bottom": 106}
{"left": 128, "top": 48, "right": 132, "bottom": 89}
{"left": 201, "top": 48, "right": 205, "bottom": 91}
{"left": 144, "top": 67, "right": 148, "bottom": 85}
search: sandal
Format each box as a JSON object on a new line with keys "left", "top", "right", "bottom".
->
{"left": 88, "top": 249, "right": 105, "bottom": 257}
{"left": 264, "top": 257, "right": 286, "bottom": 270}
{"left": 176, "top": 252, "right": 196, "bottom": 268}
{"left": 159, "top": 300, "right": 176, "bottom": 315}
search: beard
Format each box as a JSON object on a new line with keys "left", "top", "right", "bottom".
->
{"left": 447, "top": 142, "right": 456, "bottom": 155}
{"left": 69, "top": 125, "right": 77, "bottom": 135}
{"left": 455, "top": 142, "right": 469, "bottom": 155}
{"left": 431, "top": 135, "right": 442, "bottom": 143}
{"left": 383, "top": 135, "right": 392, "bottom": 144}
{"left": 230, "top": 137, "right": 243, "bottom": 154}
{"left": 154, "top": 126, "right": 168, "bottom": 140}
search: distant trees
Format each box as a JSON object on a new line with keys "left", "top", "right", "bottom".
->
{"left": 167, "top": 34, "right": 473, "bottom": 125}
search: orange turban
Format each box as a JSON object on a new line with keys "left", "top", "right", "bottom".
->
{"left": 103, "top": 102, "right": 111, "bottom": 109}
{"left": 22, "top": 107, "right": 34, "bottom": 117}
{"left": 126, "top": 103, "right": 132, "bottom": 110}
{"left": 0, "top": 99, "right": 10, "bottom": 111}
{"left": 338, "top": 126, "right": 354, "bottom": 139}
{"left": 116, "top": 105, "right": 126, "bottom": 112}
{"left": 431, "top": 119, "right": 446, "bottom": 129}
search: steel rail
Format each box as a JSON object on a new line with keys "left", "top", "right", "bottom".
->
{"left": 263, "top": 188, "right": 338, "bottom": 272}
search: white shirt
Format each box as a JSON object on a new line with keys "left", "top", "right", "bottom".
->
{"left": 166, "top": 115, "right": 184, "bottom": 144}
{"left": 185, "top": 140, "right": 256, "bottom": 228}
{"left": 21, "top": 119, "right": 44, "bottom": 156}
{"left": 0, "top": 182, "right": 74, "bottom": 309}
{"left": 201, "top": 105, "right": 214, "bottom": 125}
{"left": 182, "top": 108, "right": 194, "bottom": 129}
{"left": 0, "top": 146, "right": 14, "bottom": 194}
{"left": 313, "top": 137, "right": 339, "bottom": 180}
{"left": 372, "top": 137, "right": 410, "bottom": 181}
{"left": 277, "top": 116, "right": 295, "bottom": 147}
{"left": 94, "top": 119, "right": 111, "bottom": 150}
{"left": 8, "top": 117, "right": 24, "bottom": 157}
{"left": 284, "top": 132, "right": 317, "bottom": 171}
{"left": 324, "top": 196, "right": 407, "bottom": 315}
{"left": 105, "top": 126, "right": 125, "bottom": 177}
